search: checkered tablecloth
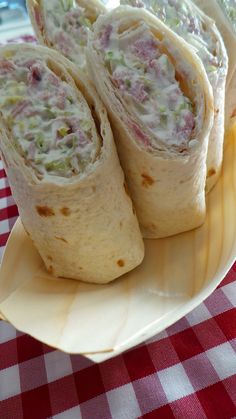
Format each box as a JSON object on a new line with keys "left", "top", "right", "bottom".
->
{"left": 0, "top": 35, "right": 236, "bottom": 419}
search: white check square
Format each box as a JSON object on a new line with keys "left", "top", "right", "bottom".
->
{"left": 158, "top": 363, "right": 194, "bottom": 402}
{"left": 206, "top": 341, "right": 236, "bottom": 380}
{"left": 44, "top": 350, "right": 73, "bottom": 383}
{"left": 0, "top": 364, "right": 21, "bottom": 401}
{"left": 107, "top": 383, "right": 141, "bottom": 419}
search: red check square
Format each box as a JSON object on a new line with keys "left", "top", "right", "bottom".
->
{"left": 169, "top": 328, "right": 203, "bottom": 362}
{"left": 123, "top": 345, "right": 156, "bottom": 381}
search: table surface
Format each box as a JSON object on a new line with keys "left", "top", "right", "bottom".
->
{"left": 0, "top": 37, "right": 236, "bottom": 419}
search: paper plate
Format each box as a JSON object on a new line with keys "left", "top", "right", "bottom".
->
{"left": 0, "top": 125, "right": 236, "bottom": 363}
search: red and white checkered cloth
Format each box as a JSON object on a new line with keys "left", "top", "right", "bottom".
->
{"left": 0, "top": 35, "right": 236, "bottom": 419}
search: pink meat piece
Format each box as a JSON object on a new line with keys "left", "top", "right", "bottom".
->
{"left": 130, "top": 122, "right": 150, "bottom": 146}
{"left": 54, "top": 31, "right": 73, "bottom": 56}
{"left": 57, "top": 91, "right": 66, "bottom": 110}
{"left": 0, "top": 59, "right": 15, "bottom": 74}
{"left": 27, "top": 63, "right": 43, "bottom": 86}
{"left": 132, "top": 38, "right": 158, "bottom": 61}
{"left": 130, "top": 81, "right": 148, "bottom": 103}
{"left": 47, "top": 73, "right": 60, "bottom": 87}
{"left": 177, "top": 111, "right": 195, "bottom": 139}
{"left": 113, "top": 69, "right": 147, "bottom": 102}
{"left": 11, "top": 100, "right": 29, "bottom": 118}
{"left": 99, "top": 24, "right": 112, "bottom": 49}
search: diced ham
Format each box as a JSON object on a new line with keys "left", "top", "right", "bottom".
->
{"left": 47, "top": 73, "right": 60, "bottom": 87}
{"left": 130, "top": 122, "right": 150, "bottom": 146}
{"left": 99, "top": 24, "right": 112, "bottom": 49}
{"left": 177, "top": 111, "right": 195, "bottom": 140}
{"left": 130, "top": 81, "right": 148, "bottom": 103}
{"left": 27, "top": 63, "right": 43, "bottom": 86}
{"left": 0, "top": 59, "right": 15, "bottom": 74}
{"left": 11, "top": 100, "right": 29, "bottom": 118}
{"left": 54, "top": 31, "right": 73, "bottom": 57}
{"left": 132, "top": 38, "right": 158, "bottom": 61}
{"left": 57, "top": 91, "right": 66, "bottom": 110}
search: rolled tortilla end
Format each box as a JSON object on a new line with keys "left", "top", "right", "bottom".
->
{"left": 0, "top": 43, "right": 144, "bottom": 283}
{"left": 87, "top": 6, "right": 214, "bottom": 238}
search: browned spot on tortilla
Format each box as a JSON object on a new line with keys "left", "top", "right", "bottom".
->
{"left": 48, "top": 265, "right": 54, "bottom": 275}
{"left": 207, "top": 168, "right": 216, "bottom": 177}
{"left": 47, "top": 255, "right": 53, "bottom": 261}
{"left": 142, "top": 173, "right": 154, "bottom": 187}
{"left": 117, "top": 259, "right": 125, "bottom": 267}
{"left": 55, "top": 236, "right": 68, "bottom": 243}
{"left": 60, "top": 207, "right": 71, "bottom": 216}
{"left": 231, "top": 108, "right": 236, "bottom": 118}
{"left": 124, "top": 182, "right": 131, "bottom": 198}
{"left": 215, "top": 108, "right": 219, "bottom": 115}
{"left": 120, "top": 221, "right": 123, "bottom": 228}
{"left": 36, "top": 206, "right": 55, "bottom": 217}
{"left": 92, "top": 186, "right": 96, "bottom": 193}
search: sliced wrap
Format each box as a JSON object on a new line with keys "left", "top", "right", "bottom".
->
{"left": 87, "top": 6, "right": 214, "bottom": 239}
{"left": 26, "top": 0, "right": 106, "bottom": 69}
{"left": 0, "top": 43, "right": 144, "bottom": 283}
{"left": 194, "top": 0, "right": 236, "bottom": 127}
{"left": 121, "top": 0, "right": 228, "bottom": 192}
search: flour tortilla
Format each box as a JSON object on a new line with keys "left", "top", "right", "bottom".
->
{"left": 194, "top": 0, "right": 236, "bottom": 127}
{"left": 87, "top": 6, "right": 214, "bottom": 238}
{"left": 0, "top": 43, "right": 144, "bottom": 283}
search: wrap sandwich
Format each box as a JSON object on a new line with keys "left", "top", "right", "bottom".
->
{"left": 121, "top": 0, "right": 228, "bottom": 192}
{"left": 87, "top": 6, "right": 214, "bottom": 238}
{"left": 26, "top": 0, "right": 106, "bottom": 69}
{"left": 0, "top": 43, "right": 144, "bottom": 283}
{"left": 194, "top": 0, "right": 236, "bottom": 127}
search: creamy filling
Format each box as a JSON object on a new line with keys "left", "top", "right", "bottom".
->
{"left": 121, "top": 0, "right": 222, "bottom": 86}
{"left": 39, "top": 0, "right": 95, "bottom": 67}
{"left": 0, "top": 50, "right": 99, "bottom": 178}
{"left": 218, "top": 0, "right": 236, "bottom": 30}
{"left": 95, "top": 22, "right": 195, "bottom": 149}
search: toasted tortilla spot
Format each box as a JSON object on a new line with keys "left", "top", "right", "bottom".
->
{"left": 214, "top": 108, "right": 219, "bottom": 115}
{"left": 47, "top": 255, "right": 53, "bottom": 261}
{"left": 55, "top": 236, "right": 68, "bottom": 243}
{"left": 60, "top": 207, "right": 71, "bottom": 216}
{"left": 207, "top": 168, "right": 216, "bottom": 177}
{"left": 48, "top": 265, "right": 54, "bottom": 275}
{"left": 117, "top": 259, "right": 125, "bottom": 267}
{"left": 142, "top": 173, "right": 154, "bottom": 187}
{"left": 231, "top": 108, "right": 236, "bottom": 118}
{"left": 36, "top": 206, "right": 55, "bottom": 217}
{"left": 120, "top": 221, "right": 123, "bottom": 228}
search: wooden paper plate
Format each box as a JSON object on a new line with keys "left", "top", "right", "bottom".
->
{"left": 0, "top": 125, "right": 236, "bottom": 363}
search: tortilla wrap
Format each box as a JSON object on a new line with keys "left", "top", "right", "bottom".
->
{"left": 0, "top": 43, "right": 144, "bottom": 283}
{"left": 87, "top": 6, "right": 214, "bottom": 238}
